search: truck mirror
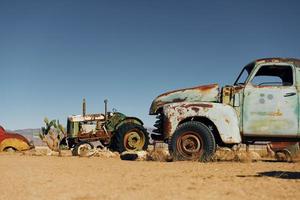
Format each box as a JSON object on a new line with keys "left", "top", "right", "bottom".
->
{"left": 233, "top": 93, "right": 240, "bottom": 107}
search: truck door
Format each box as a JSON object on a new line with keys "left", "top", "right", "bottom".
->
{"left": 243, "top": 64, "right": 298, "bottom": 137}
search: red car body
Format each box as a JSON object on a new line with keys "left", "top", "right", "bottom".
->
{"left": 0, "top": 126, "right": 34, "bottom": 151}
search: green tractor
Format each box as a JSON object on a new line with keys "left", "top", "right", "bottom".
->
{"left": 41, "top": 99, "right": 149, "bottom": 156}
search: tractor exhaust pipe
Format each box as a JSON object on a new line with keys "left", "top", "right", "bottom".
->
{"left": 83, "top": 98, "right": 86, "bottom": 116}
{"left": 104, "top": 99, "right": 108, "bottom": 122}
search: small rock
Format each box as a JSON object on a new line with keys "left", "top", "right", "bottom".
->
{"left": 94, "top": 149, "right": 119, "bottom": 158}
{"left": 120, "top": 151, "right": 148, "bottom": 161}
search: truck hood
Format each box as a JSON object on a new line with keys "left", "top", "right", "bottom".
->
{"left": 149, "top": 84, "right": 219, "bottom": 114}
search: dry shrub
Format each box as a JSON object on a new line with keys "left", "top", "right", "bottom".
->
{"left": 120, "top": 145, "right": 172, "bottom": 162}
{"left": 21, "top": 147, "right": 61, "bottom": 156}
{"left": 213, "top": 148, "right": 261, "bottom": 162}
{"left": 233, "top": 151, "right": 261, "bottom": 162}
{"left": 59, "top": 150, "right": 73, "bottom": 157}
{"left": 212, "top": 147, "right": 235, "bottom": 161}
{"left": 146, "top": 148, "right": 172, "bottom": 162}
{"left": 93, "top": 149, "right": 119, "bottom": 158}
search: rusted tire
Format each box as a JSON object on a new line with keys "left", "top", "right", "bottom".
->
{"left": 169, "top": 121, "right": 216, "bottom": 161}
{"left": 111, "top": 123, "right": 149, "bottom": 153}
{"left": 72, "top": 142, "right": 94, "bottom": 156}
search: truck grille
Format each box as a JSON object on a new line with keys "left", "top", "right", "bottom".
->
{"left": 153, "top": 112, "right": 163, "bottom": 134}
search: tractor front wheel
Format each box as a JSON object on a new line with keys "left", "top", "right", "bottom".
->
{"left": 111, "top": 123, "right": 149, "bottom": 153}
{"left": 72, "top": 141, "right": 94, "bottom": 156}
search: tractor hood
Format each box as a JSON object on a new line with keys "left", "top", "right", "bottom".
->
{"left": 149, "top": 84, "right": 219, "bottom": 114}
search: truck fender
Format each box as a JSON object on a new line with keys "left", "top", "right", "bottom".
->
{"left": 163, "top": 102, "right": 241, "bottom": 144}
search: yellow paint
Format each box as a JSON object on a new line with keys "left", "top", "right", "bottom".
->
{"left": 271, "top": 109, "right": 283, "bottom": 117}
{"left": 0, "top": 138, "right": 30, "bottom": 151}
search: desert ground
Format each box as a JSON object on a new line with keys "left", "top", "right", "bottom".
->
{"left": 0, "top": 149, "right": 299, "bottom": 200}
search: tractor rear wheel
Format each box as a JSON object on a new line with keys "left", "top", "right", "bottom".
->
{"left": 111, "top": 123, "right": 149, "bottom": 153}
{"left": 169, "top": 121, "right": 216, "bottom": 161}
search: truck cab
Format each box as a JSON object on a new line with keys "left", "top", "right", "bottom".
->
{"left": 223, "top": 58, "right": 299, "bottom": 141}
{"left": 149, "top": 58, "right": 300, "bottom": 161}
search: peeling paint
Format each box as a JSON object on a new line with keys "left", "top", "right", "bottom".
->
{"left": 163, "top": 102, "right": 241, "bottom": 144}
{"left": 149, "top": 84, "right": 219, "bottom": 115}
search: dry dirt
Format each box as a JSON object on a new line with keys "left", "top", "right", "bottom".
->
{"left": 0, "top": 152, "right": 299, "bottom": 200}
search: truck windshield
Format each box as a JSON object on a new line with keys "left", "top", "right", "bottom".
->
{"left": 234, "top": 63, "right": 254, "bottom": 85}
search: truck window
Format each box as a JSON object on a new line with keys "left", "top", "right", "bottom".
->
{"left": 251, "top": 65, "right": 293, "bottom": 86}
{"left": 234, "top": 63, "right": 254, "bottom": 85}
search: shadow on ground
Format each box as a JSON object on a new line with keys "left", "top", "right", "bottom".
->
{"left": 261, "top": 159, "right": 294, "bottom": 163}
{"left": 237, "top": 171, "right": 300, "bottom": 180}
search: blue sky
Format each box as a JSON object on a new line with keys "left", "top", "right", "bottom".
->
{"left": 1, "top": 0, "right": 300, "bottom": 129}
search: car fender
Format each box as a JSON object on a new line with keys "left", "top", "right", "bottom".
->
{"left": 163, "top": 102, "right": 241, "bottom": 144}
{"left": 0, "top": 138, "right": 31, "bottom": 151}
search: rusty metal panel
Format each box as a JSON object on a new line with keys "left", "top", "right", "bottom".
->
{"left": 0, "top": 138, "right": 31, "bottom": 151}
{"left": 68, "top": 114, "right": 105, "bottom": 122}
{"left": 255, "top": 58, "right": 300, "bottom": 68}
{"left": 163, "top": 102, "right": 241, "bottom": 144}
{"left": 0, "top": 126, "right": 32, "bottom": 151}
{"left": 149, "top": 84, "right": 219, "bottom": 115}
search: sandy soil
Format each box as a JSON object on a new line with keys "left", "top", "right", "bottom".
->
{"left": 0, "top": 153, "right": 299, "bottom": 200}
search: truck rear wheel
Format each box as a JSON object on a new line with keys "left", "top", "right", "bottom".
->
{"left": 111, "top": 123, "right": 149, "bottom": 153}
{"left": 169, "top": 121, "right": 216, "bottom": 161}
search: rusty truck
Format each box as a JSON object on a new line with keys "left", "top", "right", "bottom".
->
{"left": 150, "top": 58, "right": 300, "bottom": 161}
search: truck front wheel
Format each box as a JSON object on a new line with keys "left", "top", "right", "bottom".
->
{"left": 169, "top": 121, "right": 216, "bottom": 161}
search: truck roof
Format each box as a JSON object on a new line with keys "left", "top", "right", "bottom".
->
{"left": 252, "top": 57, "right": 300, "bottom": 68}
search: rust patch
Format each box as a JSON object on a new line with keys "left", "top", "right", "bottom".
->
{"left": 172, "top": 97, "right": 187, "bottom": 103}
{"left": 157, "top": 84, "right": 218, "bottom": 98}
{"left": 191, "top": 107, "right": 200, "bottom": 112}
{"left": 177, "top": 116, "right": 185, "bottom": 123}
{"left": 195, "top": 84, "right": 219, "bottom": 92}
{"left": 177, "top": 108, "right": 184, "bottom": 115}
{"left": 164, "top": 118, "right": 172, "bottom": 138}
{"left": 255, "top": 58, "right": 300, "bottom": 68}
{"left": 270, "top": 142, "right": 298, "bottom": 150}
{"left": 183, "top": 103, "right": 213, "bottom": 108}
{"left": 233, "top": 86, "right": 244, "bottom": 94}
{"left": 271, "top": 110, "right": 283, "bottom": 117}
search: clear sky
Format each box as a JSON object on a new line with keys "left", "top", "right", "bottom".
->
{"left": 1, "top": 0, "right": 300, "bottom": 130}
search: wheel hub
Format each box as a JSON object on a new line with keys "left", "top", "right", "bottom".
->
{"left": 127, "top": 132, "right": 141, "bottom": 147}
{"left": 176, "top": 131, "right": 203, "bottom": 160}
{"left": 124, "top": 130, "right": 145, "bottom": 151}
{"left": 181, "top": 135, "right": 201, "bottom": 153}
